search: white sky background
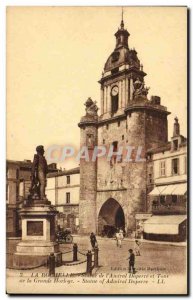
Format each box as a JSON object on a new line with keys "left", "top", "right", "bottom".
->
{"left": 6, "top": 6, "right": 187, "bottom": 169}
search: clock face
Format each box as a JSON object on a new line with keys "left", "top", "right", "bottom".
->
{"left": 111, "top": 86, "right": 119, "bottom": 96}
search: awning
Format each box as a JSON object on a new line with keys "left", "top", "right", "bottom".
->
{"left": 149, "top": 186, "right": 167, "bottom": 196}
{"left": 149, "top": 183, "right": 187, "bottom": 196}
{"left": 171, "top": 183, "right": 187, "bottom": 195}
{"left": 144, "top": 215, "right": 187, "bottom": 235}
{"left": 161, "top": 185, "right": 176, "bottom": 195}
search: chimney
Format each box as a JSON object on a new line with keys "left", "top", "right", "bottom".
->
{"left": 173, "top": 117, "right": 180, "bottom": 137}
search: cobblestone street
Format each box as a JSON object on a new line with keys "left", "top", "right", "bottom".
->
{"left": 7, "top": 236, "right": 187, "bottom": 276}
{"left": 72, "top": 236, "right": 187, "bottom": 275}
{"left": 6, "top": 236, "right": 187, "bottom": 294}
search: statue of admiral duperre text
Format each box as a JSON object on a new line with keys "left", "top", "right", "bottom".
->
{"left": 30, "top": 145, "right": 48, "bottom": 200}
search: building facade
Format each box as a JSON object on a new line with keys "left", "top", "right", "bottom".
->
{"left": 6, "top": 159, "right": 57, "bottom": 237}
{"left": 46, "top": 167, "right": 80, "bottom": 233}
{"left": 78, "top": 19, "right": 187, "bottom": 238}
{"left": 6, "top": 160, "right": 32, "bottom": 237}
{"left": 144, "top": 117, "right": 187, "bottom": 241}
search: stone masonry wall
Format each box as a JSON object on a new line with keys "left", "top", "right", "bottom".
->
{"left": 79, "top": 125, "right": 97, "bottom": 234}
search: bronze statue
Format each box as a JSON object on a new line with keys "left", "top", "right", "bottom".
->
{"left": 30, "top": 145, "right": 48, "bottom": 200}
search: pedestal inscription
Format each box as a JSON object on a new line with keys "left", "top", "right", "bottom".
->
{"left": 27, "top": 221, "right": 43, "bottom": 236}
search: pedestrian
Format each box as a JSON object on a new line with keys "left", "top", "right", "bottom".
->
{"left": 115, "top": 231, "right": 119, "bottom": 247}
{"left": 116, "top": 229, "right": 124, "bottom": 248}
{"left": 90, "top": 232, "right": 97, "bottom": 249}
{"left": 127, "top": 249, "right": 135, "bottom": 274}
{"left": 134, "top": 240, "right": 141, "bottom": 256}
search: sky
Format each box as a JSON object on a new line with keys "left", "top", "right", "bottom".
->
{"left": 6, "top": 6, "right": 187, "bottom": 168}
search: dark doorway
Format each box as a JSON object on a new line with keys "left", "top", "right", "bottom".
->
{"left": 115, "top": 206, "right": 125, "bottom": 229}
{"left": 98, "top": 198, "right": 125, "bottom": 235}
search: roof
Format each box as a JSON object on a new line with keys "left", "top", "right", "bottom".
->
{"left": 6, "top": 159, "right": 58, "bottom": 172}
{"left": 147, "top": 137, "right": 187, "bottom": 155}
{"left": 104, "top": 47, "right": 141, "bottom": 72}
{"left": 7, "top": 159, "right": 32, "bottom": 168}
{"left": 47, "top": 166, "right": 80, "bottom": 178}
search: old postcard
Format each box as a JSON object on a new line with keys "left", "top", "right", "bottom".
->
{"left": 6, "top": 6, "right": 188, "bottom": 295}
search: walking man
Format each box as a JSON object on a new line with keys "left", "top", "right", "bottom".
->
{"left": 127, "top": 249, "right": 135, "bottom": 274}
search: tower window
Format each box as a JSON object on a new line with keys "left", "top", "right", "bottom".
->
{"left": 112, "top": 141, "right": 118, "bottom": 152}
{"left": 118, "top": 121, "right": 120, "bottom": 127}
{"left": 111, "top": 86, "right": 119, "bottom": 114}
{"left": 106, "top": 124, "right": 109, "bottom": 130}
{"left": 111, "top": 141, "right": 119, "bottom": 164}
{"left": 103, "top": 139, "right": 105, "bottom": 144}
{"left": 112, "top": 51, "right": 120, "bottom": 62}
{"left": 122, "top": 135, "right": 124, "bottom": 140}
{"left": 86, "top": 134, "right": 94, "bottom": 149}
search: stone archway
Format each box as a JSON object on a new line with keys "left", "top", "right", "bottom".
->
{"left": 98, "top": 198, "right": 125, "bottom": 234}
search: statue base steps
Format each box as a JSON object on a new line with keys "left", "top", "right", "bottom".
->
{"left": 13, "top": 201, "right": 62, "bottom": 269}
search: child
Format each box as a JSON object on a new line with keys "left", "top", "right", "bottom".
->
{"left": 127, "top": 249, "right": 135, "bottom": 274}
{"left": 134, "top": 240, "right": 141, "bottom": 256}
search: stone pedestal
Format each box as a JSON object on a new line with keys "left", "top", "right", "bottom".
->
{"left": 13, "top": 200, "right": 62, "bottom": 269}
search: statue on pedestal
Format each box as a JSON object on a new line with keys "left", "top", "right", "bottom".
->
{"left": 30, "top": 145, "right": 48, "bottom": 200}
{"left": 84, "top": 97, "right": 98, "bottom": 117}
{"left": 133, "top": 78, "right": 149, "bottom": 100}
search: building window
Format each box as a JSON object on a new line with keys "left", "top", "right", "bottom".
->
{"left": 16, "top": 169, "right": 19, "bottom": 179}
{"left": 184, "top": 156, "right": 187, "bottom": 174}
{"left": 66, "top": 192, "right": 70, "bottom": 204}
{"left": 172, "top": 158, "right": 179, "bottom": 175}
{"left": 103, "top": 139, "right": 105, "bottom": 144}
{"left": 122, "top": 135, "right": 124, "bottom": 140}
{"left": 6, "top": 184, "right": 9, "bottom": 203}
{"left": 67, "top": 176, "right": 70, "bottom": 184}
{"left": 160, "top": 196, "right": 165, "bottom": 205}
{"left": 6, "top": 167, "right": 9, "bottom": 178}
{"left": 160, "top": 161, "right": 166, "bottom": 177}
{"left": 148, "top": 173, "right": 152, "bottom": 184}
{"left": 173, "top": 139, "right": 179, "bottom": 151}
{"left": 118, "top": 121, "right": 120, "bottom": 127}
{"left": 106, "top": 124, "right": 109, "bottom": 130}
{"left": 172, "top": 195, "right": 177, "bottom": 203}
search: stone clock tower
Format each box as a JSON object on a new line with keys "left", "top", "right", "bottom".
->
{"left": 79, "top": 18, "right": 170, "bottom": 235}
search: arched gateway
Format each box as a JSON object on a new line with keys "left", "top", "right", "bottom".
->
{"left": 98, "top": 198, "right": 125, "bottom": 235}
